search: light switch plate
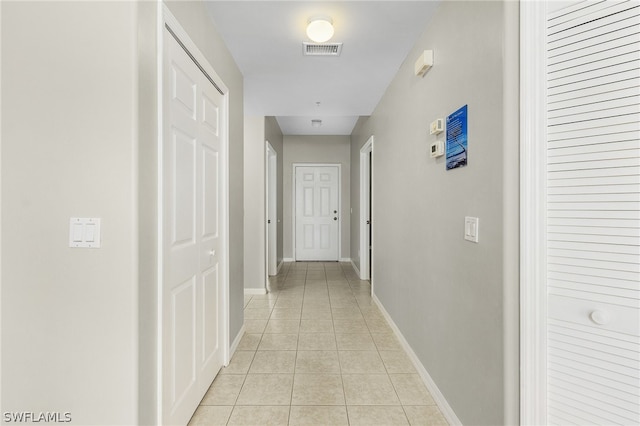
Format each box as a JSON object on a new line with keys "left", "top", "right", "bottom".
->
{"left": 69, "top": 218, "right": 101, "bottom": 248}
{"left": 464, "top": 216, "right": 479, "bottom": 243}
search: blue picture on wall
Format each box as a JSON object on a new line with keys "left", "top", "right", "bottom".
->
{"left": 446, "top": 105, "right": 468, "bottom": 170}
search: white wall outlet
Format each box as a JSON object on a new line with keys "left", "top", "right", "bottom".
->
{"left": 69, "top": 218, "right": 101, "bottom": 248}
{"left": 430, "top": 141, "right": 444, "bottom": 158}
{"left": 430, "top": 118, "right": 444, "bottom": 135}
{"left": 464, "top": 216, "right": 479, "bottom": 243}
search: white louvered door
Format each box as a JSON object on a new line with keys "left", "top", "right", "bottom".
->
{"left": 546, "top": 1, "right": 640, "bottom": 424}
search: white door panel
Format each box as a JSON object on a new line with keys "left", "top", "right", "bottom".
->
{"left": 542, "top": 2, "right": 640, "bottom": 425}
{"left": 295, "top": 166, "right": 339, "bottom": 261}
{"left": 163, "top": 26, "right": 225, "bottom": 425}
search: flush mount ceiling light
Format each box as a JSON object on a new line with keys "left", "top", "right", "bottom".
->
{"left": 306, "top": 16, "right": 334, "bottom": 43}
{"left": 311, "top": 119, "right": 323, "bottom": 128}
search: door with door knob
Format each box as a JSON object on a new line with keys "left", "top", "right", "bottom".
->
{"left": 294, "top": 165, "right": 339, "bottom": 261}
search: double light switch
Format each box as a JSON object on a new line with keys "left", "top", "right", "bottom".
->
{"left": 69, "top": 218, "right": 101, "bottom": 248}
{"left": 464, "top": 216, "right": 479, "bottom": 243}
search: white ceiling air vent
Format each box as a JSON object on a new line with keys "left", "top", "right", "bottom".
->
{"left": 303, "top": 42, "right": 343, "bottom": 56}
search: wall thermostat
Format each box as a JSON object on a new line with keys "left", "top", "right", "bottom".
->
{"left": 430, "top": 118, "right": 444, "bottom": 135}
{"left": 430, "top": 141, "right": 444, "bottom": 158}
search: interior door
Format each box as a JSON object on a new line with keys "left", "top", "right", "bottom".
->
{"left": 544, "top": 1, "right": 640, "bottom": 424}
{"left": 295, "top": 165, "right": 339, "bottom": 261}
{"left": 163, "top": 26, "right": 225, "bottom": 425}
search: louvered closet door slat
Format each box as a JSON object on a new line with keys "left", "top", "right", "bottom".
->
{"left": 549, "top": 42, "right": 640, "bottom": 73}
{"left": 549, "top": 85, "right": 640, "bottom": 110}
{"left": 548, "top": 103, "right": 640, "bottom": 126}
{"left": 550, "top": 28, "right": 640, "bottom": 63}
{"left": 547, "top": 174, "right": 639, "bottom": 187}
{"left": 548, "top": 0, "right": 637, "bottom": 34}
{"left": 548, "top": 270, "right": 640, "bottom": 290}
{"left": 548, "top": 67, "right": 640, "bottom": 96}
{"left": 549, "top": 77, "right": 640, "bottom": 103}
{"left": 546, "top": 2, "right": 640, "bottom": 424}
{"left": 549, "top": 7, "right": 640, "bottom": 49}
{"left": 549, "top": 140, "right": 639, "bottom": 155}
{"left": 549, "top": 95, "right": 640, "bottom": 121}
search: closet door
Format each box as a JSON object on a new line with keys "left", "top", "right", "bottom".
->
{"left": 546, "top": 1, "right": 640, "bottom": 424}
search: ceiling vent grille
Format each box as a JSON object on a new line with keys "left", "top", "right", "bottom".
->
{"left": 303, "top": 42, "right": 343, "bottom": 56}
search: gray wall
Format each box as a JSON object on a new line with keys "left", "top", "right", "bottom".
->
{"left": 244, "top": 116, "right": 267, "bottom": 290}
{"left": 283, "top": 136, "right": 350, "bottom": 260}
{"left": 243, "top": 116, "right": 283, "bottom": 291}
{"left": 265, "top": 117, "right": 284, "bottom": 266}
{"left": 349, "top": 1, "right": 519, "bottom": 424}
{"left": 1, "top": 1, "right": 245, "bottom": 424}
{"left": 2, "top": 2, "right": 139, "bottom": 424}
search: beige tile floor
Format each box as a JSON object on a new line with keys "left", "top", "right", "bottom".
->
{"left": 188, "top": 262, "right": 449, "bottom": 426}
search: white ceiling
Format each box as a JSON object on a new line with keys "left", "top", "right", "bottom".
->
{"left": 205, "top": 1, "right": 440, "bottom": 135}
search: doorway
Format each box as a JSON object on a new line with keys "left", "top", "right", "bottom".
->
{"left": 293, "top": 164, "right": 340, "bottom": 261}
{"left": 160, "top": 11, "right": 229, "bottom": 426}
{"left": 359, "top": 136, "right": 373, "bottom": 281}
{"left": 266, "top": 142, "right": 277, "bottom": 277}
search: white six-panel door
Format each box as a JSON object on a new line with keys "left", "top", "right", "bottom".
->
{"left": 162, "top": 26, "right": 225, "bottom": 425}
{"left": 295, "top": 166, "right": 339, "bottom": 261}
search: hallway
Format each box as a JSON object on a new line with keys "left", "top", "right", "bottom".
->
{"left": 188, "top": 262, "right": 448, "bottom": 425}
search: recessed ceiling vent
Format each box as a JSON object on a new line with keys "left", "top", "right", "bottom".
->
{"left": 303, "top": 42, "right": 343, "bottom": 56}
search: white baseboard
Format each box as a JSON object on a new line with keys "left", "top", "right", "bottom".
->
{"left": 244, "top": 288, "right": 267, "bottom": 295}
{"left": 228, "top": 325, "right": 245, "bottom": 365}
{"left": 283, "top": 257, "right": 294, "bottom": 262}
{"left": 372, "top": 293, "right": 462, "bottom": 426}
{"left": 350, "top": 259, "right": 361, "bottom": 277}
{"left": 277, "top": 259, "right": 284, "bottom": 272}
{"left": 339, "top": 257, "right": 351, "bottom": 262}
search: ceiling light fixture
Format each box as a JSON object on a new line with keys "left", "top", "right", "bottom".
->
{"left": 311, "top": 119, "right": 323, "bottom": 128}
{"left": 306, "top": 16, "right": 334, "bottom": 43}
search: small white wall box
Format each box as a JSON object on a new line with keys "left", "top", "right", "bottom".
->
{"left": 430, "top": 118, "right": 444, "bottom": 135}
{"left": 430, "top": 141, "right": 444, "bottom": 158}
{"left": 414, "top": 50, "right": 434, "bottom": 76}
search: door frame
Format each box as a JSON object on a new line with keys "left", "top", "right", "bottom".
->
{"left": 520, "top": 1, "right": 549, "bottom": 424}
{"left": 359, "top": 136, "right": 373, "bottom": 281}
{"left": 158, "top": 6, "right": 230, "bottom": 422}
{"left": 292, "top": 163, "right": 341, "bottom": 261}
{"left": 266, "top": 141, "right": 277, "bottom": 277}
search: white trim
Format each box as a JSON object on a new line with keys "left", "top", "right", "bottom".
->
{"left": 228, "top": 325, "right": 245, "bottom": 364}
{"left": 339, "top": 257, "right": 351, "bottom": 262}
{"left": 155, "top": 4, "right": 164, "bottom": 423}
{"left": 283, "top": 257, "right": 294, "bottom": 262}
{"left": 159, "top": 6, "right": 231, "bottom": 422}
{"left": 520, "top": 2, "right": 548, "bottom": 425}
{"left": 372, "top": 293, "right": 461, "bottom": 426}
{"left": 292, "top": 163, "right": 342, "bottom": 261}
{"left": 350, "top": 259, "right": 361, "bottom": 277}
{"left": 244, "top": 288, "right": 267, "bottom": 295}
{"left": 359, "top": 136, "right": 373, "bottom": 281}
{"left": 277, "top": 259, "right": 284, "bottom": 272}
